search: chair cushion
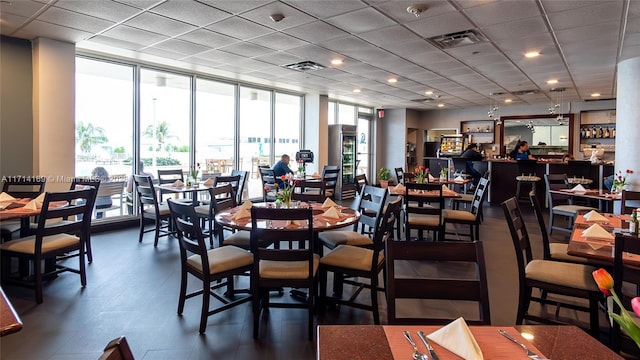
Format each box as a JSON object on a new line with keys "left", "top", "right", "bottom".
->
{"left": 260, "top": 254, "right": 319, "bottom": 279}
{"left": 552, "top": 205, "right": 597, "bottom": 214}
{"left": 194, "top": 205, "right": 211, "bottom": 216}
{"left": 320, "top": 245, "right": 382, "bottom": 272}
{"left": 0, "top": 220, "right": 21, "bottom": 233}
{"left": 549, "top": 243, "right": 611, "bottom": 267}
{"left": 0, "top": 233, "right": 79, "bottom": 254}
{"left": 318, "top": 231, "right": 373, "bottom": 248}
{"left": 187, "top": 245, "right": 253, "bottom": 275}
{"left": 454, "top": 194, "right": 473, "bottom": 203}
{"left": 221, "top": 231, "right": 251, "bottom": 248}
{"left": 407, "top": 214, "right": 443, "bottom": 227}
{"left": 144, "top": 203, "right": 170, "bottom": 216}
{"left": 443, "top": 209, "right": 476, "bottom": 222}
{"left": 525, "top": 259, "right": 598, "bottom": 291}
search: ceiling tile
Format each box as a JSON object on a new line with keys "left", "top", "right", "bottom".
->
{"left": 207, "top": 16, "right": 273, "bottom": 40}
{"left": 285, "top": 0, "right": 367, "bottom": 19}
{"left": 193, "top": 49, "right": 248, "bottom": 64}
{"left": 357, "top": 25, "right": 422, "bottom": 46}
{"left": 218, "top": 42, "right": 273, "bottom": 58}
{"left": 86, "top": 34, "right": 145, "bottom": 51}
{"left": 249, "top": 32, "right": 308, "bottom": 51}
{"left": 464, "top": 1, "right": 540, "bottom": 27}
{"left": 547, "top": 2, "right": 624, "bottom": 30}
{"left": 376, "top": 1, "right": 457, "bottom": 22}
{"left": 151, "top": 39, "right": 210, "bottom": 56}
{"left": 177, "top": 29, "right": 238, "bottom": 48}
{"left": 325, "top": 7, "right": 396, "bottom": 34}
{"left": 125, "top": 12, "right": 196, "bottom": 36}
{"left": 55, "top": 0, "right": 141, "bottom": 22}
{"left": 149, "top": 0, "right": 230, "bottom": 26}
{"left": 138, "top": 46, "right": 184, "bottom": 60}
{"left": 405, "top": 11, "right": 474, "bottom": 38}
{"left": 39, "top": 7, "right": 115, "bottom": 34}
{"left": 481, "top": 16, "right": 548, "bottom": 41}
{"left": 102, "top": 25, "right": 168, "bottom": 46}
{"left": 283, "top": 21, "right": 349, "bottom": 43}
{"left": 21, "top": 20, "right": 93, "bottom": 43}
{"left": 0, "top": 13, "right": 28, "bottom": 34}
{"left": 238, "top": 2, "right": 316, "bottom": 30}
{"left": 253, "top": 51, "right": 305, "bottom": 66}
{"left": 287, "top": 44, "right": 343, "bottom": 63}
{"left": 1, "top": 0, "right": 49, "bottom": 18}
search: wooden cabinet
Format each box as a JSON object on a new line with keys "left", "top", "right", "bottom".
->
{"left": 460, "top": 120, "right": 495, "bottom": 144}
{"left": 579, "top": 110, "right": 615, "bottom": 156}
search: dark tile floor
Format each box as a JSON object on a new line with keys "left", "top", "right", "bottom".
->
{"left": 0, "top": 202, "right": 618, "bottom": 359}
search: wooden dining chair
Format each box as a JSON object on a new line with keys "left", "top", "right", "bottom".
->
{"left": 195, "top": 184, "right": 251, "bottom": 249}
{"left": 443, "top": 177, "right": 489, "bottom": 241}
{"left": 258, "top": 167, "right": 276, "bottom": 202}
{"left": 249, "top": 207, "right": 316, "bottom": 340}
{"left": 321, "top": 165, "right": 340, "bottom": 199}
{"left": 611, "top": 234, "right": 640, "bottom": 353}
{"left": 1, "top": 177, "right": 47, "bottom": 241}
{"left": 0, "top": 188, "right": 96, "bottom": 303}
{"left": 394, "top": 168, "right": 405, "bottom": 185}
{"left": 544, "top": 174, "right": 596, "bottom": 235}
{"left": 98, "top": 336, "right": 135, "bottom": 360}
{"left": 156, "top": 169, "right": 190, "bottom": 203}
{"left": 168, "top": 199, "right": 253, "bottom": 333}
{"left": 354, "top": 173, "right": 368, "bottom": 193}
{"left": 213, "top": 175, "right": 241, "bottom": 203}
{"left": 231, "top": 170, "right": 248, "bottom": 204}
{"left": 292, "top": 179, "right": 327, "bottom": 203}
{"left": 385, "top": 239, "right": 490, "bottom": 325}
{"left": 133, "top": 175, "right": 173, "bottom": 247}
{"left": 621, "top": 190, "right": 640, "bottom": 215}
{"left": 319, "top": 197, "right": 401, "bottom": 324}
{"left": 502, "top": 197, "right": 601, "bottom": 336}
{"left": 318, "top": 185, "right": 387, "bottom": 255}
{"left": 404, "top": 182, "right": 445, "bottom": 241}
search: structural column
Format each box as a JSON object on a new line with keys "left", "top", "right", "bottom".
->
{"left": 616, "top": 57, "right": 640, "bottom": 191}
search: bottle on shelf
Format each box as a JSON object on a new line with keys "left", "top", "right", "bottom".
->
{"left": 631, "top": 209, "right": 638, "bottom": 236}
{"left": 612, "top": 127, "right": 616, "bottom": 138}
{"left": 603, "top": 126, "right": 610, "bottom": 138}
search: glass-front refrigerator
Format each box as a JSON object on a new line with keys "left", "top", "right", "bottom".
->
{"left": 439, "top": 134, "right": 465, "bottom": 157}
{"left": 328, "top": 124, "right": 357, "bottom": 199}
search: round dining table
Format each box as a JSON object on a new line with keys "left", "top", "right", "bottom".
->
{"left": 214, "top": 201, "right": 360, "bottom": 232}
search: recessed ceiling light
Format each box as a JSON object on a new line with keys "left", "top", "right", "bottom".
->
{"left": 437, "top": 103, "right": 445, "bottom": 108}
{"left": 425, "top": 90, "right": 433, "bottom": 95}
{"left": 353, "top": 89, "right": 361, "bottom": 93}
{"left": 546, "top": 79, "right": 558, "bottom": 84}
{"left": 388, "top": 78, "right": 397, "bottom": 83}
{"left": 331, "top": 59, "right": 343, "bottom": 65}
{"left": 524, "top": 51, "right": 540, "bottom": 58}
{"left": 591, "top": 92, "right": 601, "bottom": 97}
{"left": 504, "top": 98, "right": 512, "bottom": 103}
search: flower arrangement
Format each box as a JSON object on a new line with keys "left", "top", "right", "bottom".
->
{"left": 438, "top": 162, "right": 453, "bottom": 180}
{"left": 275, "top": 174, "right": 298, "bottom": 207}
{"left": 612, "top": 169, "right": 633, "bottom": 193}
{"left": 414, "top": 166, "right": 429, "bottom": 184}
{"left": 297, "top": 159, "right": 305, "bottom": 175}
{"left": 190, "top": 163, "right": 200, "bottom": 181}
{"left": 592, "top": 268, "right": 640, "bottom": 349}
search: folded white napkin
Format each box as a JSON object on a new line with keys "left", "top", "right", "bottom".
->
{"left": 322, "top": 198, "right": 338, "bottom": 208}
{"left": 442, "top": 184, "right": 450, "bottom": 192}
{"left": 393, "top": 183, "right": 406, "bottom": 193}
{"left": 322, "top": 206, "right": 340, "bottom": 219}
{"left": 454, "top": 175, "right": 465, "bottom": 182}
{"left": 581, "top": 223, "right": 614, "bottom": 240}
{"left": 571, "top": 184, "right": 586, "bottom": 193}
{"left": 232, "top": 208, "right": 251, "bottom": 220}
{"left": 172, "top": 179, "right": 184, "bottom": 187}
{"left": 203, "top": 178, "right": 214, "bottom": 187}
{"left": 0, "top": 192, "right": 16, "bottom": 202}
{"left": 23, "top": 193, "right": 46, "bottom": 210}
{"left": 583, "top": 210, "right": 607, "bottom": 222}
{"left": 427, "top": 317, "right": 483, "bottom": 360}
{"left": 428, "top": 174, "right": 436, "bottom": 181}
{"left": 240, "top": 200, "right": 253, "bottom": 210}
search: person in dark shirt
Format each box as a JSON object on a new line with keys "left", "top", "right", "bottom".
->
{"left": 508, "top": 140, "right": 535, "bottom": 160}
{"left": 461, "top": 144, "right": 485, "bottom": 187}
{"left": 273, "top": 154, "right": 294, "bottom": 187}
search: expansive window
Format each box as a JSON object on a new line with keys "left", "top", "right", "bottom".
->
{"left": 140, "top": 69, "right": 191, "bottom": 176}
{"left": 75, "top": 58, "right": 134, "bottom": 220}
{"left": 195, "top": 79, "right": 236, "bottom": 177}
{"left": 75, "top": 56, "right": 309, "bottom": 221}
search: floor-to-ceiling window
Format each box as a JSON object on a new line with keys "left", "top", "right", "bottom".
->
{"left": 195, "top": 79, "right": 236, "bottom": 177}
{"left": 75, "top": 57, "right": 134, "bottom": 220}
{"left": 239, "top": 87, "right": 272, "bottom": 199}
{"left": 140, "top": 69, "right": 191, "bottom": 177}
{"left": 274, "top": 92, "right": 302, "bottom": 170}
{"left": 357, "top": 108, "right": 373, "bottom": 177}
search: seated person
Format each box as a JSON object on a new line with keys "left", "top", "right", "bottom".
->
{"left": 461, "top": 144, "right": 485, "bottom": 187}
{"left": 272, "top": 154, "right": 293, "bottom": 187}
{"left": 604, "top": 174, "right": 615, "bottom": 190}
{"left": 125, "top": 161, "right": 155, "bottom": 214}
{"left": 91, "top": 167, "right": 112, "bottom": 219}
{"left": 508, "top": 140, "right": 535, "bottom": 160}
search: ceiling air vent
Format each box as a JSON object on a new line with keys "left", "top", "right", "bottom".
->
{"left": 512, "top": 89, "right": 540, "bottom": 96}
{"left": 283, "top": 61, "right": 325, "bottom": 72}
{"left": 428, "top": 29, "right": 487, "bottom": 49}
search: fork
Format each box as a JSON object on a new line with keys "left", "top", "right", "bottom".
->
{"left": 498, "top": 329, "right": 548, "bottom": 359}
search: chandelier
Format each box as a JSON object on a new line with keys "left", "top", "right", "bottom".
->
{"left": 549, "top": 87, "right": 567, "bottom": 125}
{"left": 488, "top": 92, "right": 504, "bottom": 125}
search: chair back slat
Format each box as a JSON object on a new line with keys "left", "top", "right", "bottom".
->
{"left": 213, "top": 175, "right": 241, "bottom": 202}
{"left": 2, "top": 177, "right": 46, "bottom": 199}
{"left": 529, "top": 192, "right": 552, "bottom": 260}
{"left": 321, "top": 166, "right": 340, "bottom": 198}
{"left": 621, "top": 190, "right": 640, "bottom": 215}
{"left": 250, "top": 207, "right": 314, "bottom": 262}
{"left": 386, "top": 240, "right": 490, "bottom": 325}
{"left": 501, "top": 197, "right": 532, "bottom": 284}
{"left": 292, "top": 180, "right": 326, "bottom": 203}
{"left": 259, "top": 167, "right": 276, "bottom": 202}
{"left": 231, "top": 170, "right": 248, "bottom": 204}
{"left": 470, "top": 177, "right": 489, "bottom": 216}
{"left": 36, "top": 188, "right": 96, "bottom": 247}
{"left": 167, "top": 199, "right": 209, "bottom": 261}
{"left": 355, "top": 173, "right": 368, "bottom": 193}
{"left": 356, "top": 185, "right": 388, "bottom": 232}
{"left": 157, "top": 169, "right": 184, "bottom": 202}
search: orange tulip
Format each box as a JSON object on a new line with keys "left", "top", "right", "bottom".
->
{"left": 592, "top": 268, "right": 613, "bottom": 295}
{"left": 280, "top": 175, "right": 286, "bottom": 181}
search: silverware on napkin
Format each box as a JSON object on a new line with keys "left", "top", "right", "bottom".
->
{"left": 498, "top": 329, "right": 549, "bottom": 360}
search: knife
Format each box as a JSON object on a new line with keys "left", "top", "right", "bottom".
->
{"left": 417, "top": 331, "right": 439, "bottom": 360}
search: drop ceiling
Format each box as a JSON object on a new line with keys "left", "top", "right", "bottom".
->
{"left": 1, "top": 0, "right": 638, "bottom": 110}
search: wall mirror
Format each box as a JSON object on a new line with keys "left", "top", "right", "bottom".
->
{"left": 499, "top": 114, "right": 574, "bottom": 157}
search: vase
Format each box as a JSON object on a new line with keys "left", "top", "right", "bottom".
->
{"left": 439, "top": 174, "right": 446, "bottom": 182}
{"left": 192, "top": 177, "right": 199, "bottom": 186}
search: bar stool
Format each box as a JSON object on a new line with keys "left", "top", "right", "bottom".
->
{"left": 515, "top": 159, "right": 540, "bottom": 202}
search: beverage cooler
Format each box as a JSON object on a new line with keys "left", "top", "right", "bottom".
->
{"left": 439, "top": 134, "right": 465, "bottom": 157}
{"left": 328, "top": 124, "right": 357, "bottom": 199}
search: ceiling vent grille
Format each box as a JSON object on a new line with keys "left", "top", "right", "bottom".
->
{"left": 428, "top": 29, "right": 487, "bottom": 49}
{"left": 512, "top": 89, "right": 540, "bottom": 96}
{"left": 283, "top": 60, "right": 325, "bottom": 71}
